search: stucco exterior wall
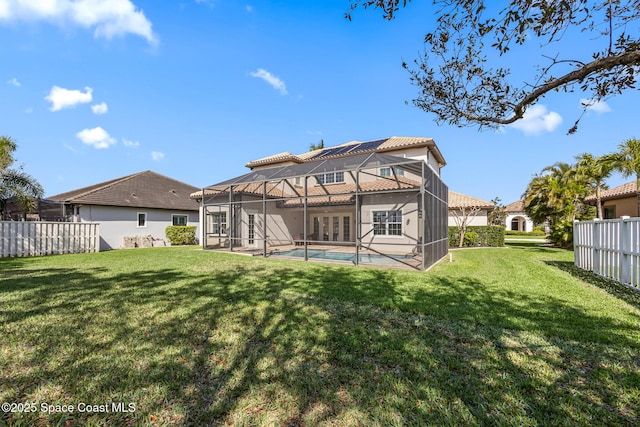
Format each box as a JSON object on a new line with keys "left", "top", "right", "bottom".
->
{"left": 505, "top": 212, "right": 534, "bottom": 232}
{"left": 78, "top": 205, "right": 199, "bottom": 251}
{"left": 602, "top": 196, "right": 639, "bottom": 218}
{"left": 448, "top": 209, "right": 489, "bottom": 227}
{"left": 360, "top": 193, "right": 420, "bottom": 253}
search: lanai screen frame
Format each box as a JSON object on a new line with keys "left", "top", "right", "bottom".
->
{"left": 200, "top": 152, "right": 448, "bottom": 270}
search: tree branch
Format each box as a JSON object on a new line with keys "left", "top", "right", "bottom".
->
{"left": 461, "top": 49, "right": 640, "bottom": 125}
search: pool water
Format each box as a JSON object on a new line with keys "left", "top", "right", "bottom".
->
{"left": 271, "top": 248, "right": 415, "bottom": 266}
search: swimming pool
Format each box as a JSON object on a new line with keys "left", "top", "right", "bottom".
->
{"left": 271, "top": 248, "right": 416, "bottom": 266}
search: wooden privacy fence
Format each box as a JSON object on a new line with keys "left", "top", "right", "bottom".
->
{"left": 574, "top": 217, "right": 640, "bottom": 289}
{"left": 0, "top": 221, "right": 100, "bottom": 258}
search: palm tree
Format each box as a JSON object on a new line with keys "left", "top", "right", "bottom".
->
{"left": 309, "top": 139, "right": 325, "bottom": 151}
{"left": 575, "top": 153, "right": 615, "bottom": 219}
{"left": 0, "top": 136, "right": 44, "bottom": 220}
{"left": 523, "top": 161, "right": 595, "bottom": 247}
{"left": 611, "top": 138, "right": 640, "bottom": 217}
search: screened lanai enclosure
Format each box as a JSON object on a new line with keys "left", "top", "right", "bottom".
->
{"left": 197, "top": 152, "right": 448, "bottom": 270}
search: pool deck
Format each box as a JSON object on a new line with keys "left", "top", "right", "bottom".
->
{"left": 207, "top": 244, "right": 423, "bottom": 269}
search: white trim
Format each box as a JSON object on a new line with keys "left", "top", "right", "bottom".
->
{"left": 370, "top": 208, "right": 404, "bottom": 238}
{"left": 137, "top": 212, "right": 147, "bottom": 228}
{"left": 171, "top": 214, "right": 188, "bottom": 226}
{"left": 209, "top": 211, "right": 227, "bottom": 237}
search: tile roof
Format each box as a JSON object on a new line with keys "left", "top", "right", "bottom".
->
{"left": 191, "top": 175, "right": 421, "bottom": 201}
{"left": 505, "top": 200, "right": 525, "bottom": 212}
{"left": 48, "top": 171, "right": 200, "bottom": 211}
{"left": 245, "top": 152, "right": 304, "bottom": 169}
{"left": 448, "top": 191, "right": 493, "bottom": 209}
{"left": 584, "top": 181, "right": 638, "bottom": 203}
{"left": 246, "top": 136, "right": 446, "bottom": 169}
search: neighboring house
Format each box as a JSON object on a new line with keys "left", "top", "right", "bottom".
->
{"left": 192, "top": 136, "right": 449, "bottom": 270}
{"left": 447, "top": 191, "right": 493, "bottom": 227}
{"left": 48, "top": 171, "right": 200, "bottom": 251}
{"left": 584, "top": 181, "right": 639, "bottom": 218}
{"left": 505, "top": 200, "right": 534, "bottom": 232}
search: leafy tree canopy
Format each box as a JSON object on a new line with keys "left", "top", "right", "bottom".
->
{"left": 347, "top": 0, "right": 640, "bottom": 133}
{"left": 0, "top": 136, "right": 45, "bottom": 219}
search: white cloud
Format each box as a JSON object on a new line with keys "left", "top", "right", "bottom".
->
{"left": 0, "top": 0, "right": 157, "bottom": 45}
{"left": 151, "top": 151, "right": 164, "bottom": 161}
{"left": 7, "top": 77, "right": 20, "bottom": 87}
{"left": 580, "top": 98, "right": 611, "bottom": 114}
{"left": 510, "top": 105, "right": 562, "bottom": 135}
{"left": 246, "top": 5, "right": 254, "bottom": 12}
{"left": 46, "top": 85, "right": 93, "bottom": 111}
{"left": 76, "top": 126, "right": 116, "bottom": 149}
{"left": 250, "top": 68, "right": 287, "bottom": 95}
{"left": 122, "top": 138, "right": 140, "bottom": 147}
{"left": 91, "top": 102, "right": 108, "bottom": 114}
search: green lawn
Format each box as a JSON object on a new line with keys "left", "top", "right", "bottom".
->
{"left": 1, "top": 245, "right": 639, "bottom": 426}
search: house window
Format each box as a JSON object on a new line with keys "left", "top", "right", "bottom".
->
{"left": 210, "top": 212, "right": 227, "bottom": 236}
{"left": 372, "top": 210, "right": 402, "bottom": 236}
{"left": 315, "top": 172, "right": 345, "bottom": 185}
{"left": 603, "top": 206, "right": 616, "bottom": 219}
{"left": 380, "top": 167, "right": 404, "bottom": 177}
{"left": 172, "top": 214, "right": 188, "bottom": 226}
{"left": 325, "top": 173, "right": 335, "bottom": 184}
{"left": 137, "top": 212, "right": 147, "bottom": 228}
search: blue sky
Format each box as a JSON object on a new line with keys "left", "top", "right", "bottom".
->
{"left": 1, "top": 0, "right": 638, "bottom": 204}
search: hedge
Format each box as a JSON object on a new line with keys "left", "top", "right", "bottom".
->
{"left": 505, "top": 229, "right": 546, "bottom": 236}
{"left": 165, "top": 226, "right": 197, "bottom": 245}
{"left": 448, "top": 225, "right": 505, "bottom": 247}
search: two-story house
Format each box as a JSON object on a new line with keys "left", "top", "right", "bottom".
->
{"left": 191, "top": 137, "right": 448, "bottom": 270}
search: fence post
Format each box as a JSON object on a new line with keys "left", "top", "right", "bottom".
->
{"left": 620, "top": 216, "right": 631, "bottom": 285}
{"left": 573, "top": 220, "right": 580, "bottom": 267}
{"left": 592, "top": 219, "right": 600, "bottom": 276}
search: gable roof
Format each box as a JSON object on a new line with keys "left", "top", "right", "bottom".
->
{"left": 584, "top": 181, "right": 638, "bottom": 203}
{"left": 448, "top": 191, "right": 493, "bottom": 209}
{"left": 246, "top": 136, "right": 446, "bottom": 169}
{"left": 48, "top": 171, "right": 200, "bottom": 211}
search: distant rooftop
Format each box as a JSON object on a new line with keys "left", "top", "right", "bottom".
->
{"left": 48, "top": 170, "right": 200, "bottom": 211}
{"left": 585, "top": 181, "right": 638, "bottom": 203}
{"left": 448, "top": 191, "right": 493, "bottom": 209}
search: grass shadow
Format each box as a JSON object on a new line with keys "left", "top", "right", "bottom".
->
{"left": 546, "top": 260, "right": 640, "bottom": 310}
{"left": 1, "top": 249, "right": 639, "bottom": 425}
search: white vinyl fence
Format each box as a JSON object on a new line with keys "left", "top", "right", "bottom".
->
{"left": 0, "top": 221, "right": 100, "bottom": 258}
{"left": 574, "top": 217, "right": 640, "bottom": 289}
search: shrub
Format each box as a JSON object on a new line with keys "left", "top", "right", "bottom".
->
{"left": 448, "top": 226, "right": 504, "bottom": 247}
{"left": 166, "top": 226, "right": 197, "bottom": 245}
{"left": 505, "top": 229, "right": 546, "bottom": 236}
{"left": 549, "top": 221, "right": 573, "bottom": 249}
{"left": 463, "top": 231, "right": 479, "bottom": 246}
{"left": 533, "top": 225, "right": 546, "bottom": 234}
